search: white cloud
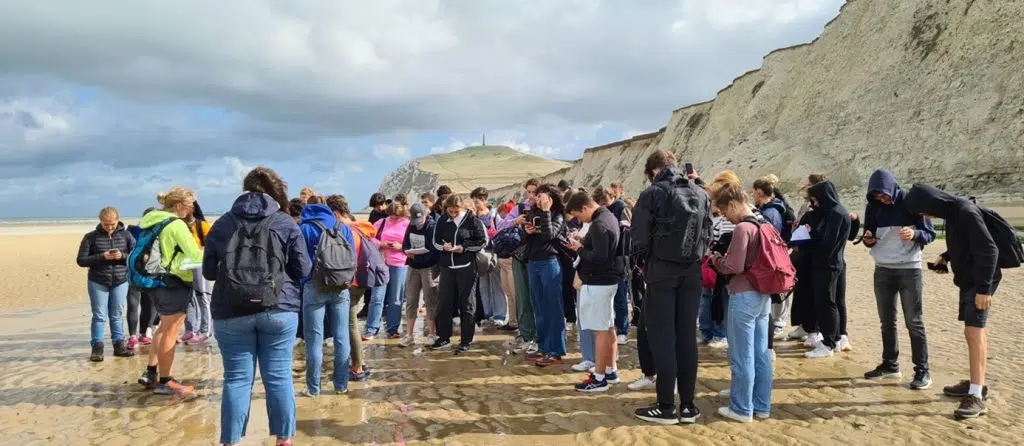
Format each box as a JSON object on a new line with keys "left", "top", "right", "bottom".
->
{"left": 371, "top": 145, "right": 410, "bottom": 161}
{"left": 347, "top": 163, "right": 364, "bottom": 173}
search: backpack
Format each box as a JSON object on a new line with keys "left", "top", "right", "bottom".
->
{"left": 650, "top": 178, "right": 712, "bottom": 264}
{"left": 309, "top": 221, "right": 357, "bottom": 291}
{"left": 738, "top": 217, "right": 796, "bottom": 294}
{"left": 492, "top": 226, "right": 526, "bottom": 259}
{"left": 219, "top": 214, "right": 285, "bottom": 309}
{"left": 970, "top": 199, "right": 1024, "bottom": 269}
{"left": 780, "top": 199, "right": 797, "bottom": 243}
{"left": 354, "top": 231, "right": 390, "bottom": 287}
{"left": 127, "top": 217, "right": 181, "bottom": 289}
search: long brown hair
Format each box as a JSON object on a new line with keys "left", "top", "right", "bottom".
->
{"left": 242, "top": 167, "right": 290, "bottom": 212}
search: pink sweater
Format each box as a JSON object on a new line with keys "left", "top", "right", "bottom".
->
{"left": 710, "top": 221, "right": 760, "bottom": 294}
{"left": 374, "top": 217, "right": 410, "bottom": 267}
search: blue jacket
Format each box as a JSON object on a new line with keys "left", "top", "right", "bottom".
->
{"left": 863, "top": 169, "right": 935, "bottom": 268}
{"left": 299, "top": 204, "right": 355, "bottom": 283}
{"left": 204, "top": 192, "right": 311, "bottom": 319}
{"left": 403, "top": 214, "right": 440, "bottom": 269}
{"left": 758, "top": 198, "right": 787, "bottom": 235}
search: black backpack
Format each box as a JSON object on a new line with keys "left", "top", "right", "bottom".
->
{"left": 650, "top": 177, "right": 712, "bottom": 264}
{"left": 970, "top": 198, "right": 1024, "bottom": 269}
{"left": 309, "top": 221, "right": 357, "bottom": 291}
{"left": 219, "top": 214, "right": 286, "bottom": 310}
{"left": 780, "top": 199, "right": 797, "bottom": 243}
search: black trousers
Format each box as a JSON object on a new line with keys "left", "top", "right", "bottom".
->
{"left": 791, "top": 253, "right": 816, "bottom": 332}
{"left": 436, "top": 266, "right": 478, "bottom": 345}
{"left": 813, "top": 265, "right": 843, "bottom": 349}
{"left": 636, "top": 292, "right": 656, "bottom": 377}
{"left": 644, "top": 272, "right": 701, "bottom": 408}
{"left": 559, "top": 255, "right": 577, "bottom": 323}
{"left": 128, "top": 285, "right": 158, "bottom": 337}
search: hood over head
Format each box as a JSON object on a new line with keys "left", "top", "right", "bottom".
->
{"left": 867, "top": 168, "right": 899, "bottom": 203}
{"left": 652, "top": 165, "right": 683, "bottom": 184}
{"left": 808, "top": 181, "right": 842, "bottom": 210}
{"left": 230, "top": 192, "right": 282, "bottom": 220}
{"left": 903, "top": 184, "right": 961, "bottom": 219}
{"left": 299, "top": 203, "right": 337, "bottom": 228}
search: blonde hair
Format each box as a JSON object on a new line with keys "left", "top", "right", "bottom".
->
{"left": 708, "top": 170, "right": 747, "bottom": 209}
{"left": 386, "top": 200, "right": 409, "bottom": 218}
{"left": 300, "top": 187, "right": 315, "bottom": 196}
{"left": 156, "top": 186, "right": 196, "bottom": 211}
{"left": 98, "top": 206, "right": 119, "bottom": 220}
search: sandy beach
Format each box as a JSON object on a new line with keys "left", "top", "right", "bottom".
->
{"left": 0, "top": 229, "right": 1022, "bottom": 445}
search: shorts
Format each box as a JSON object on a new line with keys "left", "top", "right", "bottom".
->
{"left": 959, "top": 281, "right": 999, "bottom": 328}
{"left": 579, "top": 284, "right": 617, "bottom": 331}
{"left": 152, "top": 279, "right": 193, "bottom": 316}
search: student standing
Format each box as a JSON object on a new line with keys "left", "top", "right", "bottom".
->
{"left": 77, "top": 206, "right": 136, "bottom": 361}
{"left": 399, "top": 203, "right": 441, "bottom": 347}
{"left": 522, "top": 184, "right": 568, "bottom": 367}
{"left": 430, "top": 195, "right": 487, "bottom": 351}
{"left": 366, "top": 202, "right": 411, "bottom": 339}
{"left": 802, "top": 181, "right": 852, "bottom": 359}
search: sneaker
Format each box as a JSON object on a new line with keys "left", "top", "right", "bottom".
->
{"left": 616, "top": 334, "right": 628, "bottom": 345}
{"left": 525, "top": 351, "right": 546, "bottom": 362}
{"left": 804, "top": 343, "right": 834, "bottom": 359}
{"left": 535, "top": 355, "right": 564, "bottom": 368}
{"left": 456, "top": 343, "right": 471, "bottom": 354}
{"left": 138, "top": 336, "right": 153, "bottom": 345}
{"left": 708, "top": 337, "right": 728, "bottom": 349}
{"left": 718, "top": 406, "right": 752, "bottom": 423}
{"left": 634, "top": 404, "right": 679, "bottom": 425}
{"left": 349, "top": 369, "right": 370, "bottom": 381}
{"left": 113, "top": 341, "right": 135, "bottom": 357}
{"left": 361, "top": 332, "right": 377, "bottom": 341}
{"left": 754, "top": 412, "right": 770, "bottom": 420}
{"left": 180, "top": 332, "right": 195, "bottom": 343}
{"left": 803, "top": 332, "right": 822, "bottom": 348}
{"left": 426, "top": 335, "right": 439, "bottom": 345}
{"left": 89, "top": 344, "right": 103, "bottom": 362}
{"left": 575, "top": 374, "right": 610, "bottom": 393}
{"left": 909, "top": 370, "right": 932, "bottom": 390}
{"left": 954, "top": 395, "right": 987, "bottom": 420}
{"left": 943, "top": 380, "right": 988, "bottom": 399}
{"left": 679, "top": 403, "right": 701, "bottom": 424}
{"left": 498, "top": 324, "right": 519, "bottom": 332}
{"left": 864, "top": 364, "right": 902, "bottom": 380}
{"left": 301, "top": 389, "right": 319, "bottom": 398}
{"left": 772, "top": 326, "right": 786, "bottom": 340}
{"left": 428, "top": 338, "right": 452, "bottom": 350}
{"left": 605, "top": 370, "right": 620, "bottom": 384}
{"left": 628, "top": 376, "right": 656, "bottom": 391}
{"left": 571, "top": 360, "right": 596, "bottom": 373}
{"left": 126, "top": 335, "right": 139, "bottom": 351}
{"left": 524, "top": 342, "right": 539, "bottom": 355}
{"left": 335, "top": 388, "right": 349, "bottom": 395}
{"left": 185, "top": 334, "right": 208, "bottom": 345}
{"left": 398, "top": 335, "right": 415, "bottom": 348}
{"left": 388, "top": 332, "right": 401, "bottom": 340}
{"left": 154, "top": 379, "right": 195, "bottom": 397}
{"left": 787, "top": 326, "right": 809, "bottom": 340}
{"left": 838, "top": 335, "right": 853, "bottom": 352}
{"left": 138, "top": 368, "right": 158, "bottom": 389}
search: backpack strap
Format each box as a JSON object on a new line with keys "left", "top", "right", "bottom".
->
{"left": 739, "top": 216, "right": 761, "bottom": 228}
{"left": 310, "top": 220, "right": 338, "bottom": 238}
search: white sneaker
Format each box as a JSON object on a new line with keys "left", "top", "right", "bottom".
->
{"left": 426, "top": 335, "right": 439, "bottom": 345}
{"left": 398, "top": 335, "right": 415, "bottom": 348}
{"left": 616, "top": 335, "right": 628, "bottom": 345}
{"left": 838, "top": 335, "right": 853, "bottom": 352}
{"left": 718, "top": 406, "right": 752, "bottom": 423}
{"left": 772, "top": 326, "right": 786, "bottom": 340}
{"left": 804, "top": 343, "right": 835, "bottom": 359}
{"left": 803, "top": 332, "right": 822, "bottom": 348}
{"left": 572, "top": 360, "right": 596, "bottom": 372}
{"left": 708, "top": 337, "right": 728, "bottom": 349}
{"left": 628, "top": 376, "right": 657, "bottom": 391}
{"left": 525, "top": 342, "right": 539, "bottom": 355}
{"left": 787, "top": 326, "right": 808, "bottom": 340}
{"left": 718, "top": 389, "right": 730, "bottom": 397}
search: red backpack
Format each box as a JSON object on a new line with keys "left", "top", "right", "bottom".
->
{"left": 739, "top": 217, "right": 796, "bottom": 294}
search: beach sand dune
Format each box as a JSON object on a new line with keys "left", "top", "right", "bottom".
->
{"left": 0, "top": 232, "right": 1021, "bottom": 445}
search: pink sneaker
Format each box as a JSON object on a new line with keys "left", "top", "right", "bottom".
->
{"left": 180, "top": 332, "right": 195, "bottom": 343}
{"left": 186, "top": 334, "right": 208, "bottom": 345}
{"left": 139, "top": 336, "right": 153, "bottom": 345}
{"left": 126, "top": 336, "right": 139, "bottom": 351}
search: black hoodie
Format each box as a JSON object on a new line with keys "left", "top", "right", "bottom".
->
{"left": 903, "top": 184, "right": 1000, "bottom": 294}
{"left": 807, "top": 181, "right": 851, "bottom": 270}
{"left": 632, "top": 166, "right": 712, "bottom": 282}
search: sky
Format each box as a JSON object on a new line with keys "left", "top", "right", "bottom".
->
{"left": 0, "top": 0, "right": 845, "bottom": 218}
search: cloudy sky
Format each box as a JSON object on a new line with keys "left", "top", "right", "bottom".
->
{"left": 0, "top": 0, "right": 844, "bottom": 218}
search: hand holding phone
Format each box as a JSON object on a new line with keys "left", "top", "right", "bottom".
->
{"left": 926, "top": 260, "right": 949, "bottom": 274}
{"left": 685, "top": 162, "right": 694, "bottom": 175}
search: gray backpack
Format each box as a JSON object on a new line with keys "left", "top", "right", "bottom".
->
{"left": 310, "top": 221, "right": 356, "bottom": 291}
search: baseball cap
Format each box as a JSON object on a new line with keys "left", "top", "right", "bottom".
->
{"left": 410, "top": 202, "right": 426, "bottom": 222}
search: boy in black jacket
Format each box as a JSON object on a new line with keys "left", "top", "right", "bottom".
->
{"left": 803, "top": 181, "right": 851, "bottom": 359}
{"left": 430, "top": 195, "right": 487, "bottom": 352}
{"left": 904, "top": 184, "right": 999, "bottom": 420}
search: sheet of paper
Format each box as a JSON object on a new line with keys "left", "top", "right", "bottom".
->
{"left": 790, "top": 225, "right": 811, "bottom": 242}
{"left": 405, "top": 248, "right": 429, "bottom": 255}
{"left": 409, "top": 233, "right": 426, "bottom": 249}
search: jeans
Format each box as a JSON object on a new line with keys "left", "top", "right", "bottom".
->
{"left": 479, "top": 267, "right": 508, "bottom": 322}
{"left": 727, "top": 290, "right": 773, "bottom": 417}
{"left": 365, "top": 266, "right": 409, "bottom": 335}
{"left": 513, "top": 258, "right": 536, "bottom": 342}
{"left": 577, "top": 292, "right": 596, "bottom": 363}
{"left": 87, "top": 281, "right": 128, "bottom": 346}
{"left": 874, "top": 267, "right": 929, "bottom": 372}
{"left": 528, "top": 257, "right": 567, "bottom": 357}
{"left": 214, "top": 311, "right": 297, "bottom": 444}
{"left": 614, "top": 276, "right": 629, "bottom": 336}
{"left": 698, "top": 288, "right": 727, "bottom": 340}
{"left": 302, "top": 284, "right": 351, "bottom": 394}
{"left": 497, "top": 258, "right": 518, "bottom": 326}
{"left": 645, "top": 270, "right": 701, "bottom": 408}
{"left": 186, "top": 291, "right": 212, "bottom": 335}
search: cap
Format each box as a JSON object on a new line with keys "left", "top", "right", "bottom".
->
{"left": 410, "top": 202, "right": 426, "bottom": 221}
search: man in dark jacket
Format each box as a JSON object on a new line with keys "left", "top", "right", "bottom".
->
{"left": 566, "top": 192, "right": 623, "bottom": 392}
{"left": 400, "top": 203, "right": 441, "bottom": 347}
{"left": 77, "top": 209, "right": 137, "bottom": 361}
{"left": 630, "top": 149, "right": 711, "bottom": 425}
{"left": 904, "top": 184, "right": 999, "bottom": 420}
{"left": 803, "top": 181, "right": 851, "bottom": 359}
{"left": 860, "top": 169, "right": 935, "bottom": 389}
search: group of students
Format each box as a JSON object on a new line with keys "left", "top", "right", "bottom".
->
{"left": 75, "top": 152, "right": 1017, "bottom": 444}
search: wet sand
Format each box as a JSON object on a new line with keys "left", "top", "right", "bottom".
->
{"left": 1, "top": 232, "right": 1022, "bottom": 445}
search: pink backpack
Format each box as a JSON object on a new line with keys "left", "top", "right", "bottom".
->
{"left": 740, "top": 218, "right": 796, "bottom": 294}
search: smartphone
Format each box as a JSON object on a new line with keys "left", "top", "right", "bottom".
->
{"left": 926, "top": 262, "right": 948, "bottom": 273}
{"left": 685, "top": 162, "right": 694, "bottom": 175}
{"left": 517, "top": 203, "right": 527, "bottom": 216}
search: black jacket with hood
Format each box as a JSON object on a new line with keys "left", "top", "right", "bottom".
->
{"left": 807, "top": 181, "right": 851, "bottom": 271}
{"left": 431, "top": 210, "right": 487, "bottom": 269}
{"left": 631, "top": 166, "right": 711, "bottom": 283}
{"left": 77, "top": 222, "right": 136, "bottom": 287}
{"left": 904, "top": 184, "right": 1000, "bottom": 294}
{"left": 578, "top": 207, "right": 624, "bottom": 285}
{"left": 524, "top": 209, "right": 565, "bottom": 261}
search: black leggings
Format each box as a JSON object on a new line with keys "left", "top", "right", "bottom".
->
{"left": 559, "top": 255, "right": 577, "bottom": 324}
{"left": 636, "top": 291, "right": 656, "bottom": 377}
{"left": 436, "top": 266, "right": 478, "bottom": 345}
{"left": 128, "top": 286, "right": 158, "bottom": 337}
{"left": 644, "top": 272, "right": 701, "bottom": 408}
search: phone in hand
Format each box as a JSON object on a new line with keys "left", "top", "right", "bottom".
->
{"left": 926, "top": 261, "right": 949, "bottom": 273}
{"left": 518, "top": 203, "right": 527, "bottom": 216}
{"left": 685, "top": 162, "right": 695, "bottom": 175}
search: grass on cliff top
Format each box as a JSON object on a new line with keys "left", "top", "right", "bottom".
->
{"left": 417, "top": 145, "right": 570, "bottom": 192}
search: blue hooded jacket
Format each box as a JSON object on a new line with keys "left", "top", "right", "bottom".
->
{"left": 299, "top": 204, "right": 355, "bottom": 284}
{"left": 203, "top": 192, "right": 311, "bottom": 319}
{"left": 758, "top": 197, "right": 787, "bottom": 235}
{"left": 863, "top": 169, "right": 935, "bottom": 268}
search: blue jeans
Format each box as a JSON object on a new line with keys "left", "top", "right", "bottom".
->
{"left": 727, "top": 290, "right": 773, "bottom": 417}
{"left": 527, "top": 258, "right": 566, "bottom": 357}
{"left": 579, "top": 322, "right": 596, "bottom": 363}
{"left": 214, "top": 311, "right": 298, "bottom": 444}
{"left": 698, "top": 288, "right": 727, "bottom": 340}
{"left": 366, "top": 266, "right": 408, "bottom": 335}
{"left": 87, "top": 281, "right": 128, "bottom": 346}
{"left": 614, "top": 276, "right": 629, "bottom": 336}
{"left": 302, "top": 284, "right": 351, "bottom": 394}
{"left": 479, "top": 268, "right": 507, "bottom": 321}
